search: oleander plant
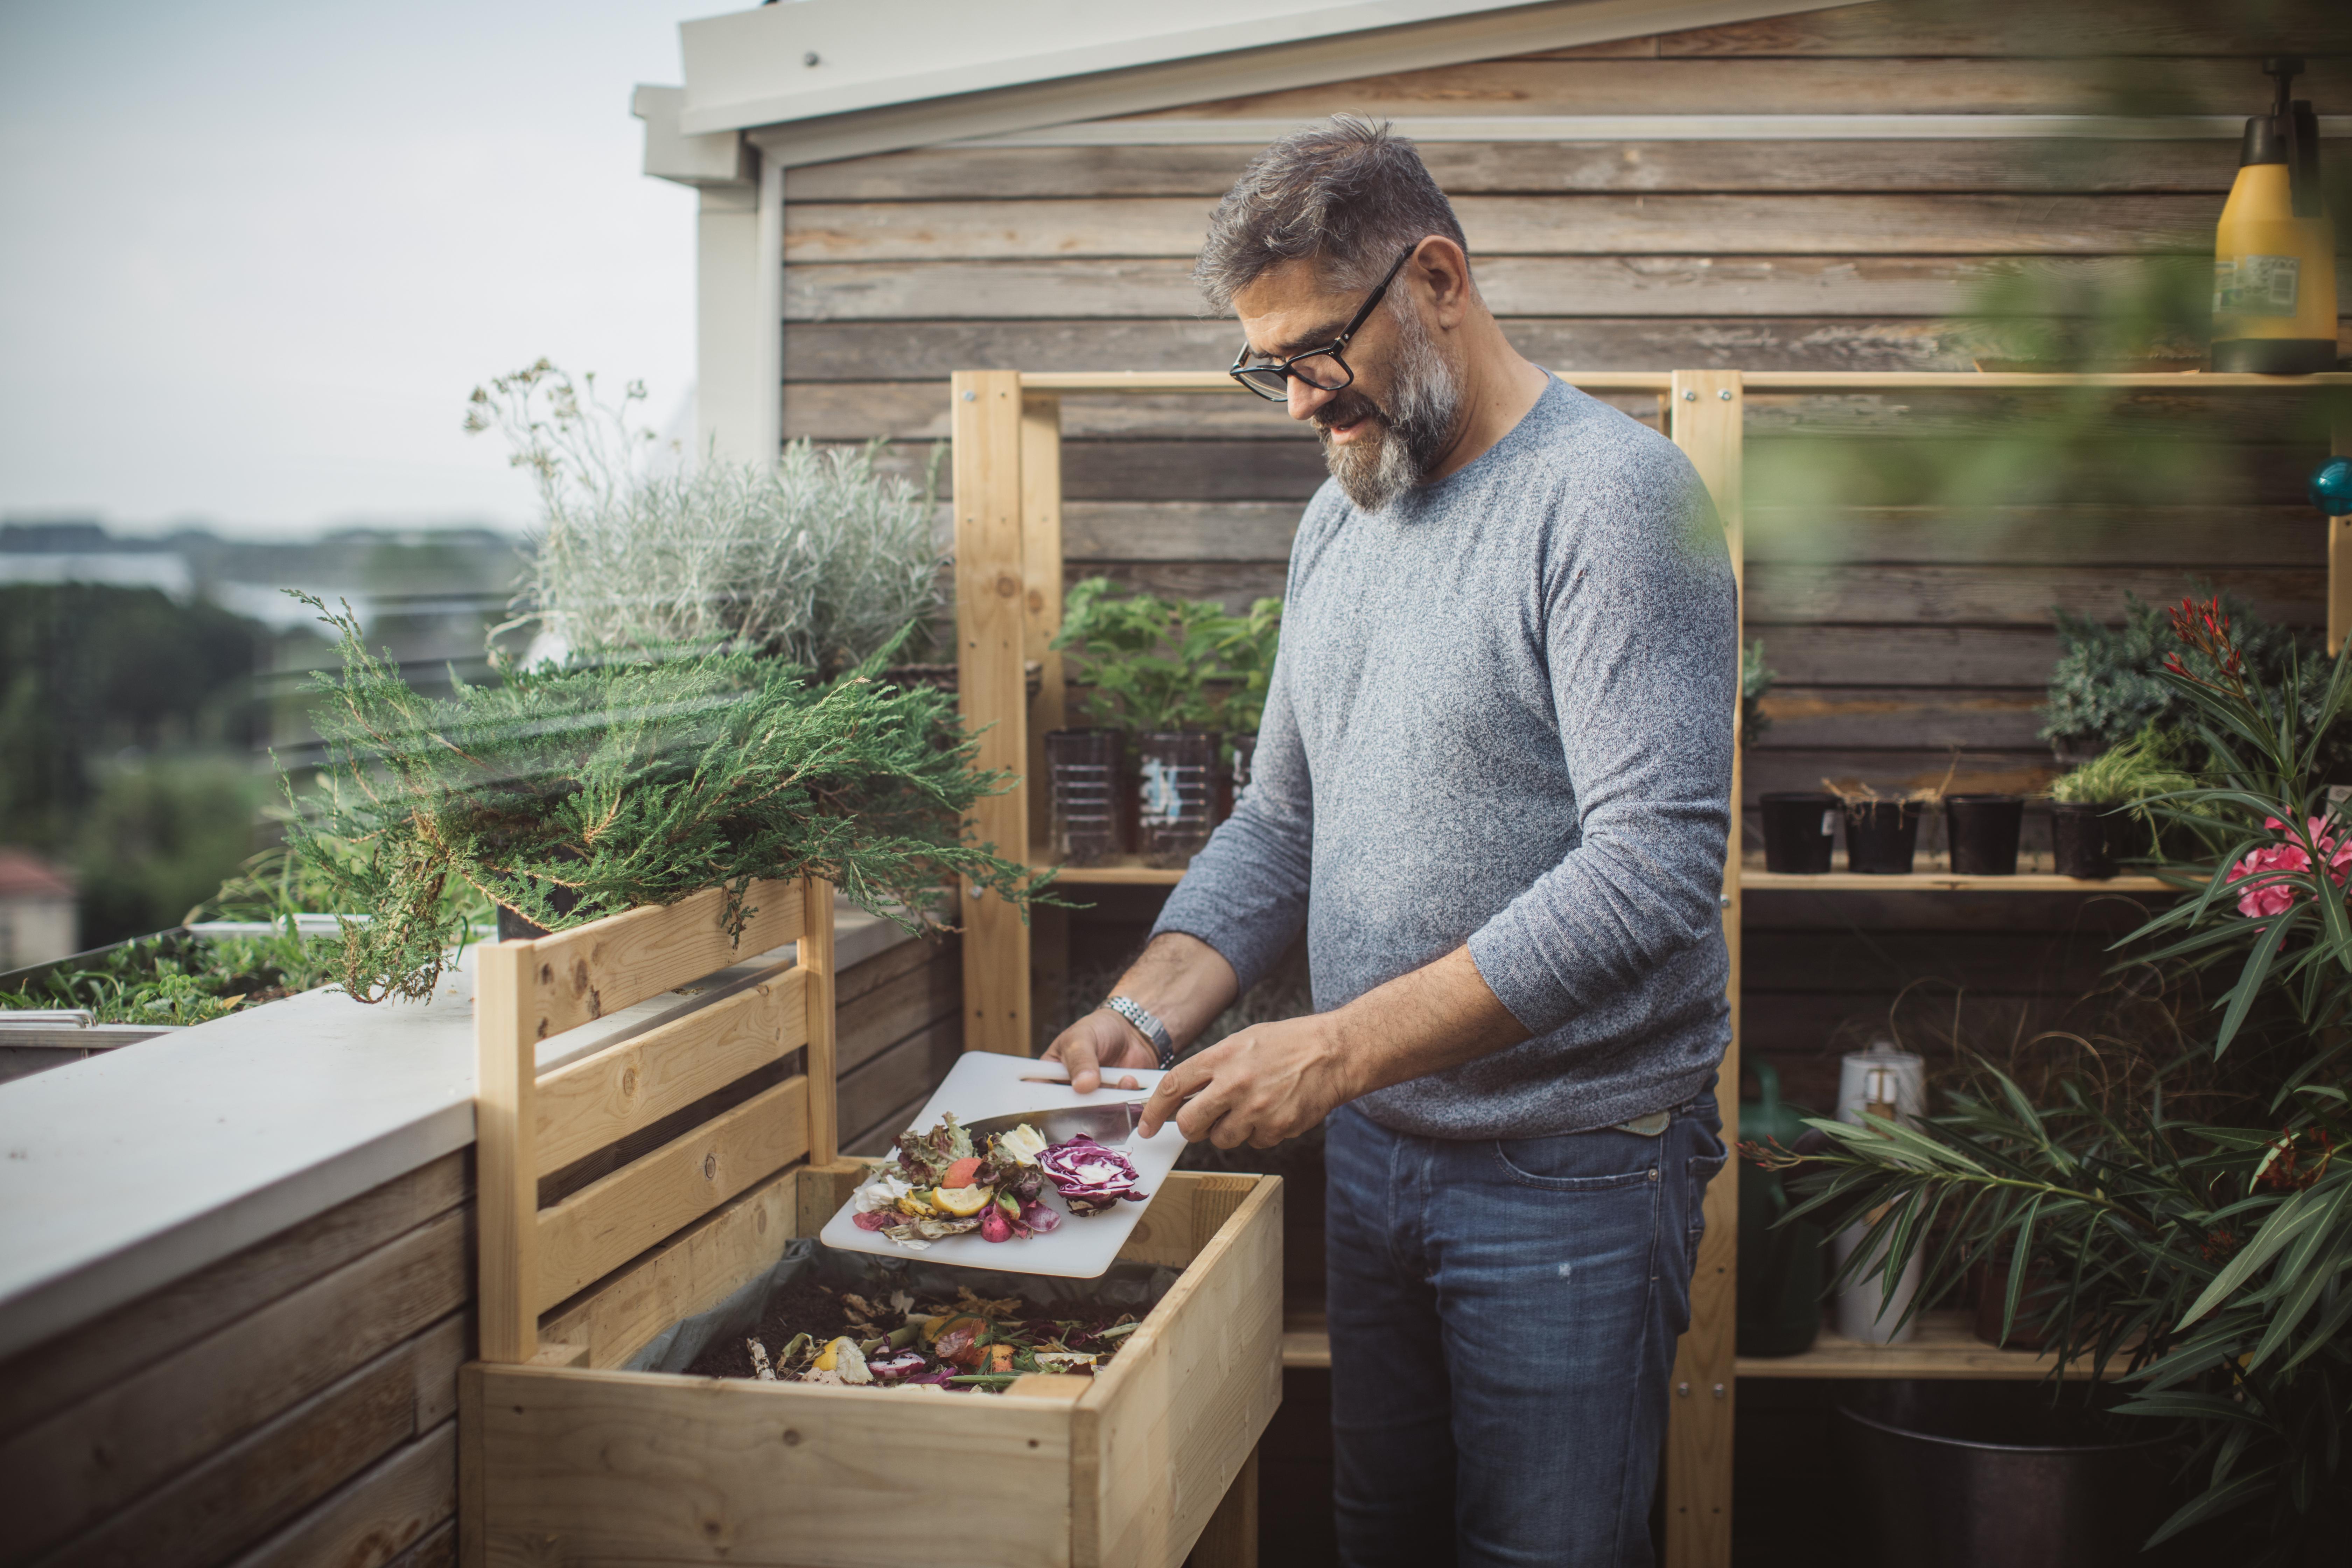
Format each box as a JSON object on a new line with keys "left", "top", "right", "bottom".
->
{"left": 1761, "top": 597, "right": 2352, "bottom": 1560}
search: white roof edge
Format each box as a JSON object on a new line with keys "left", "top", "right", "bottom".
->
{"left": 686, "top": 0, "right": 1850, "bottom": 156}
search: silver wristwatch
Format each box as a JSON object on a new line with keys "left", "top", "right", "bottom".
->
{"left": 1101, "top": 995, "right": 1176, "bottom": 1070}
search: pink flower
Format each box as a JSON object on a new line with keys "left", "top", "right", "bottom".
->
{"left": 2230, "top": 841, "right": 2313, "bottom": 918}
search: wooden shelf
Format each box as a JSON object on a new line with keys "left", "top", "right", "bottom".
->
{"left": 1279, "top": 1309, "right": 2093, "bottom": 1380}
{"left": 1036, "top": 857, "right": 1189, "bottom": 886}
{"left": 1743, "top": 868, "right": 2175, "bottom": 893}
{"left": 1736, "top": 1310, "right": 2099, "bottom": 1380}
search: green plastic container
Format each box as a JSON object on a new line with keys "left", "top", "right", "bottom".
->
{"left": 1737, "top": 1063, "right": 1826, "bottom": 1358}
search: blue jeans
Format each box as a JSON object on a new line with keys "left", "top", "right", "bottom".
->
{"left": 1324, "top": 1087, "right": 1727, "bottom": 1568}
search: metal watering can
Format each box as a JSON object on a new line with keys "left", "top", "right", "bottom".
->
{"left": 1737, "top": 1061, "right": 1826, "bottom": 1358}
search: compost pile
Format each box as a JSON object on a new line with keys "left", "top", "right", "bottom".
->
{"left": 684, "top": 1279, "right": 1142, "bottom": 1393}
{"left": 849, "top": 1113, "right": 1148, "bottom": 1248}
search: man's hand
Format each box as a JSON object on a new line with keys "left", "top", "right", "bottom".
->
{"left": 1138, "top": 1013, "right": 1360, "bottom": 1149}
{"left": 1042, "top": 1009, "right": 1153, "bottom": 1094}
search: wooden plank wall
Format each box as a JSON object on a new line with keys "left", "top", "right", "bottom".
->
{"left": 0, "top": 938, "right": 955, "bottom": 1568}
{"left": 782, "top": 0, "right": 2350, "bottom": 1112}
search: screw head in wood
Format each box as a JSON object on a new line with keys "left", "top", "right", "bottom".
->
{"left": 961, "top": 390, "right": 976, "bottom": 401}
{"left": 1719, "top": 388, "right": 1734, "bottom": 400}
{"left": 1681, "top": 389, "right": 1696, "bottom": 401}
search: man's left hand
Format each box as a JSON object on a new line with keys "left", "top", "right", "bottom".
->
{"left": 1138, "top": 1013, "right": 1359, "bottom": 1149}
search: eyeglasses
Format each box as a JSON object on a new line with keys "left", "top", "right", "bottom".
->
{"left": 1227, "top": 245, "right": 1419, "bottom": 403}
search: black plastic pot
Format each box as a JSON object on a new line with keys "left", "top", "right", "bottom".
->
{"left": 1045, "top": 728, "right": 1124, "bottom": 865}
{"left": 1760, "top": 791, "right": 1838, "bottom": 874}
{"left": 1136, "top": 731, "right": 1218, "bottom": 868}
{"left": 2051, "top": 802, "right": 2114, "bottom": 880}
{"left": 1836, "top": 1381, "right": 2180, "bottom": 1568}
{"left": 1947, "top": 793, "right": 2024, "bottom": 876}
{"left": 1844, "top": 800, "right": 1923, "bottom": 874}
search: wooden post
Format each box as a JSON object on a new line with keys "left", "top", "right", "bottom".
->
{"left": 2330, "top": 406, "right": 2351, "bottom": 655}
{"left": 473, "top": 939, "right": 538, "bottom": 1365}
{"left": 799, "top": 875, "right": 838, "bottom": 1166}
{"left": 1665, "top": 368, "right": 1743, "bottom": 1568}
{"left": 953, "top": 371, "right": 1033, "bottom": 1056}
{"left": 1022, "top": 394, "right": 1071, "bottom": 1049}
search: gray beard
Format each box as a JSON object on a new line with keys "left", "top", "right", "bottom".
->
{"left": 1317, "top": 304, "right": 1462, "bottom": 512}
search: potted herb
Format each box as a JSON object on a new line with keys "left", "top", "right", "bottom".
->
{"left": 280, "top": 596, "right": 1046, "bottom": 1002}
{"left": 1051, "top": 579, "right": 1236, "bottom": 869}
{"left": 471, "top": 361, "right": 944, "bottom": 676}
{"left": 2046, "top": 723, "right": 2207, "bottom": 878}
{"left": 1763, "top": 598, "right": 2352, "bottom": 1559}
{"left": 1824, "top": 777, "right": 1944, "bottom": 875}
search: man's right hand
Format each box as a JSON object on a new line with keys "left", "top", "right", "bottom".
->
{"left": 1043, "top": 1008, "right": 1157, "bottom": 1094}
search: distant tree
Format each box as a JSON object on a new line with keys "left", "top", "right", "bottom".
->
{"left": 0, "top": 584, "right": 267, "bottom": 849}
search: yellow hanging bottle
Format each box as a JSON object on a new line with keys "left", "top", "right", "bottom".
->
{"left": 2213, "top": 56, "right": 2337, "bottom": 375}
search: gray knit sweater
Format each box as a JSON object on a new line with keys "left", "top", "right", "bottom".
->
{"left": 1150, "top": 377, "right": 1737, "bottom": 1140}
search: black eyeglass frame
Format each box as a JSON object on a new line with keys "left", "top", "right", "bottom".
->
{"left": 1226, "top": 244, "right": 1420, "bottom": 402}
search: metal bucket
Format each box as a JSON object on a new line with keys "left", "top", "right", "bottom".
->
{"left": 1836, "top": 1381, "right": 2178, "bottom": 1568}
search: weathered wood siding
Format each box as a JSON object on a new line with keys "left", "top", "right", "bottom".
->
{"left": 0, "top": 938, "right": 955, "bottom": 1568}
{"left": 783, "top": 0, "right": 2348, "bottom": 1111}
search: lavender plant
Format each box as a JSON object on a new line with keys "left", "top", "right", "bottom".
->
{"left": 471, "top": 361, "right": 943, "bottom": 673}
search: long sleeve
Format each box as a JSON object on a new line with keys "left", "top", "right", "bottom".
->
{"left": 1463, "top": 462, "right": 1736, "bottom": 1041}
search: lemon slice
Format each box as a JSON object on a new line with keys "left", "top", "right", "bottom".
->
{"left": 931, "top": 1183, "right": 995, "bottom": 1217}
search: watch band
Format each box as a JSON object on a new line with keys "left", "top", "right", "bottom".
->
{"left": 1101, "top": 995, "right": 1177, "bottom": 1071}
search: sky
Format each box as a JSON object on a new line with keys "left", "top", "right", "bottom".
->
{"left": 0, "top": 1, "right": 720, "bottom": 538}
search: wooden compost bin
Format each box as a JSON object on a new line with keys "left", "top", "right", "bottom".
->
{"left": 458, "top": 874, "right": 1282, "bottom": 1568}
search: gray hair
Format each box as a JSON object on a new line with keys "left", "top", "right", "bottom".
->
{"left": 1194, "top": 115, "right": 1468, "bottom": 313}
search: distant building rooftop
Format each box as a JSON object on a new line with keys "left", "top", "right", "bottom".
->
{"left": 0, "top": 849, "right": 77, "bottom": 901}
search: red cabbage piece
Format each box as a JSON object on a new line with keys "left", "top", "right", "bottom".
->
{"left": 1019, "top": 1200, "right": 1062, "bottom": 1235}
{"left": 868, "top": 1349, "right": 930, "bottom": 1382}
{"left": 1037, "top": 1135, "right": 1149, "bottom": 1214}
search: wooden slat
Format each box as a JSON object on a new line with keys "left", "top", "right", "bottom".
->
{"left": 536, "top": 1163, "right": 809, "bottom": 1370}
{"left": 466, "top": 1363, "right": 1073, "bottom": 1568}
{"left": 1734, "top": 1310, "right": 2102, "bottom": 1379}
{"left": 2332, "top": 411, "right": 2352, "bottom": 653}
{"left": 1059, "top": 501, "right": 2330, "bottom": 571}
{"left": 1076, "top": 1176, "right": 1281, "bottom": 1568}
{"left": 838, "top": 940, "right": 960, "bottom": 1073}
{"left": 1660, "top": 0, "right": 2351, "bottom": 57}
{"left": 46, "top": 1313, "right": 464, "bottom": 1568}
{"left": 1757, "top": 686, "right": 2045, "bottom": 749}
{"left": 1749, "top": 624, "right": 2059, "bottom": 686}
{"left": 953, "top": 369, "right": 1034, "bottom": 1057}
{"left": 1747, "top": 562, "right": 2320, "bottom": 626}
{"left": 787, "top": 254, "right": 2224, "bottom": 322}
{"left": 534, "top": 1074, "right": 812, "bottom": 1313}
{"left": 1144, "top": 55, "right": 2352, "bottom": 119}
{"left": 835, "top": 1015, "right": 962, "bottom": 1144}
{"left": 473, "top": 939, "right": 537, "bottom": 1367}
{"left": 1746, "top": 505, "right": 2327, "bottom": 566}
{"left": 783, "top": 138, "right": 2247, "bottom": 202}
{"left": 1666, "top": 369, "right": 1742, "bottom": 1568}
{"left": 0, "top": 1150, "right": 468, "bottom": 1439}
{"left": 515, "top": 877, "right": 805, "bottom": 1038}
{"left": 1191, "top": 1446, "right": 1260, "bottom": 1568}
{"left": 0, "top": 1209, "right": 467, "bottom": 1560}
{"left": 222, "top": 1420, "right": 455, "bottom": 1568}
{"left": 785, "top": 193, "right": 2213, "bottom": 264}
{"left": 784, "top": 318, "right": 1981, "bottom": 380}
{"left": 1023, "top": 394, "right": 1069, "bottom": 854}
{"left": 800, "top": 878, "right": 839, "bottom": 1167}
{"left": 531, "top": 965, "right": 807, "bottom": 1177}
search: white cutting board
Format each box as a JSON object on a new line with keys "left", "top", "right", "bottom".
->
{"left": 818, "top": 1050, "right": 1186, "bottom": 1278}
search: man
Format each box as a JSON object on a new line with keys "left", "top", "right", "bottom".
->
{"left": 1044, "top": 115, "right": 1735, "bottom": 1567}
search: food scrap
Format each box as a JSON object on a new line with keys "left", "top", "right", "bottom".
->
{"left": 685, "top": 1280, "right": 1144, "bottom": 1393}
{"left": 850, "top": 1114, "right": 1148, "bottom": 1248}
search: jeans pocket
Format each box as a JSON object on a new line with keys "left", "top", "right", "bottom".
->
{"left": 1491, "top": 1128, "right": 1662, "bottom": 1191}
{"left": 1683, "top": 1153, "right": 1729, "bottom": 1274}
